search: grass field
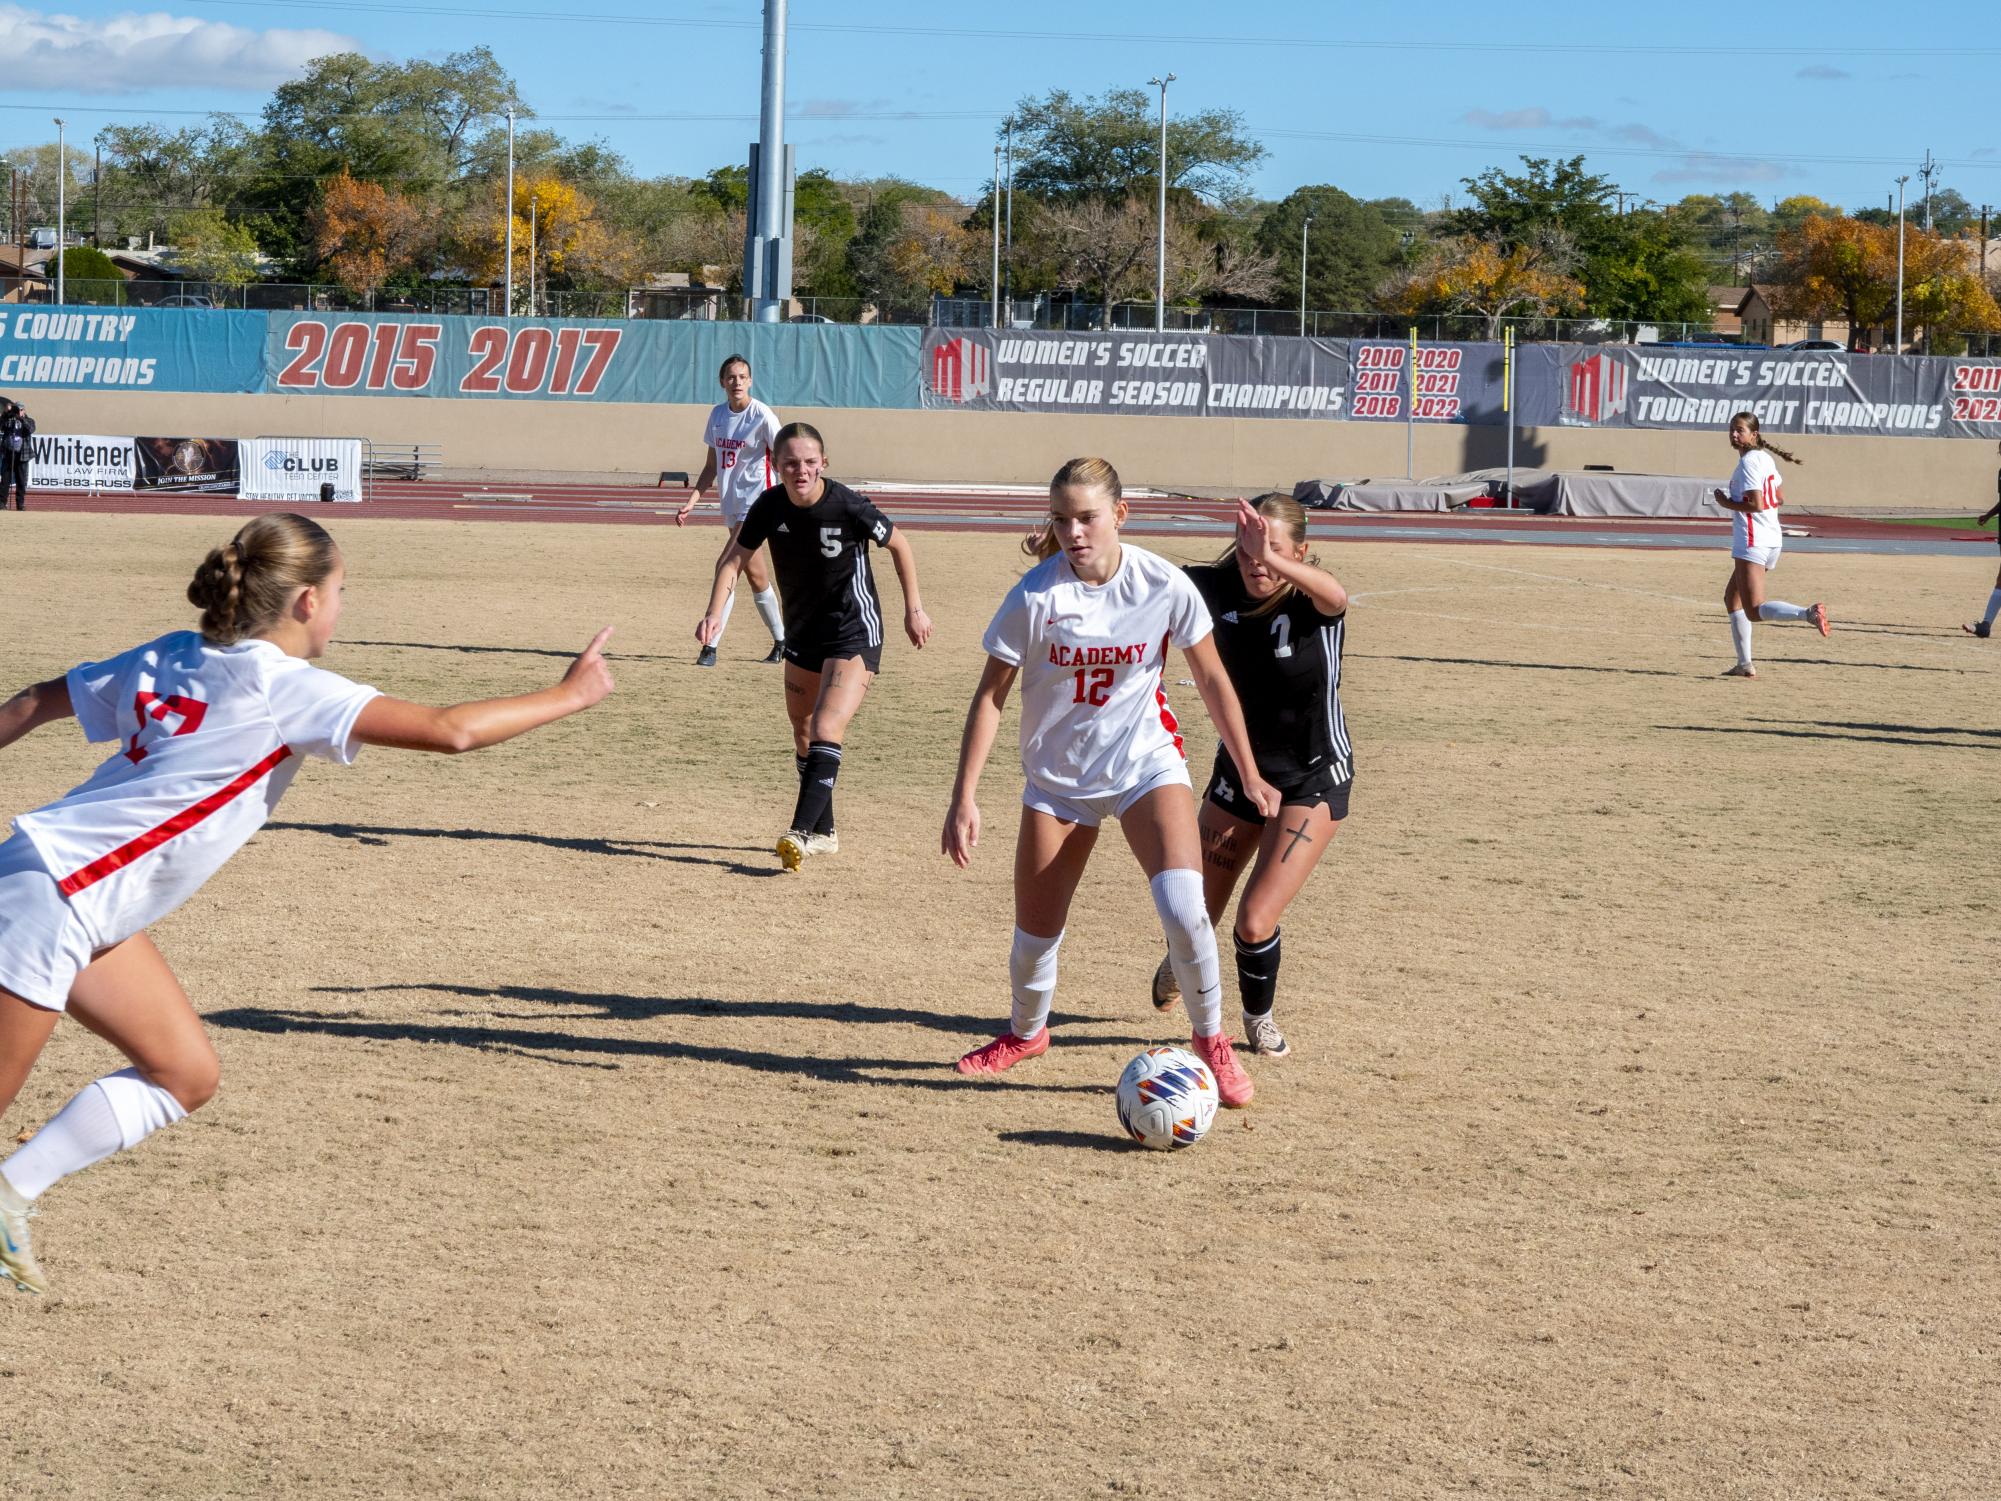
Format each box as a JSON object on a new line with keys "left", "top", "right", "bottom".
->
{"left": 2, "top": 511, "right": 1998, "bottom": 1499}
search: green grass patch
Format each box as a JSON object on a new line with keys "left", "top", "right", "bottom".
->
{"left": 1873, "top": 515, "right": 1990, "bottom": 529}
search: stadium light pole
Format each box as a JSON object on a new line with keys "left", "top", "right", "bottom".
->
{"left": 53, "top": 116, "right": 65, "bottom": 306}
{"left": 1894, "top": 175, "right": 1909, "bottom": 353}
{"left": 1148, "top": 73, "right": 1175, "bottom": 331}
{"left": 990, "top": 139, "right": 1001, "bottom": 329}
{"left": 1299, "top": 213, "right": 1313, "bottom": 333}
{"left": 504, "top": 104, "right": 515, "bottom": 316}
{"left": 750, "top": 0, "right": 789, "bottom": 323}
{"left": 1002, "top": 115, "right": 1015, "bottom": 318}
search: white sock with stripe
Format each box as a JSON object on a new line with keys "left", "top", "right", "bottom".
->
{"left": 1008, "top": 927, "right": 1063, "bottom": 1038}
{"left": 1730, "top": 609, "right": 1754, "bottom": 667}
{"left": 0, "top": 1068, "right": 188, "bottom": 1200}
{"left": 753, "top": 588, "right": 784, "bottom": 642}
{"left": 1758, "top": 600, "right": 1809, "bottom": 622}
{"left": 1984, "top": 590, "right": 2001, "bottom": 626}
{"left": 1151, "top": 868, "right": 1224, "bottom": 1037}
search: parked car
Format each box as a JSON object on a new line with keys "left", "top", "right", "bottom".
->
{"left": 1780, "top": 339, "right": 1846, "bottom": 352}
{"left": 787, "top": 313, "right": 833, "bottom": 324}
{"left": 153, "top": 294, "right": 218, "bottom": 309}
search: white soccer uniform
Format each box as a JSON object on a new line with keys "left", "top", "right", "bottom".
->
{"left": 704, "top": 398, "right": 782, "bottom": 527}
{"left": 1728, "top": 448, "right": 1785, "bottom": 562}
{"left": 983, "top": 544, "right": 1212, "bottom": 825}
{"left": 1, "top": 632, "right": 378, "bottom": 1005}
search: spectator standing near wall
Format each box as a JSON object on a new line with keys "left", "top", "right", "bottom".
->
{"left": 0, "top": 401, "right": 34, "bottom": 512}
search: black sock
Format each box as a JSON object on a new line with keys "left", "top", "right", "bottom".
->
{"left": 794, "top": 755, "right": 834, "bottom": 835}
{"left": 790, "top": 741, "right": 843, "bottom": 836}
{"left": 1234, "top": 927, "right": 1281, "bottom": 1016}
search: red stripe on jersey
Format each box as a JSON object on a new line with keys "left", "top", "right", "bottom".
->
{"left": 1153, "top": 631, "right": 1184, "bottom": 755}
{"left": 57, "top": 745, "right": 294, "bottom": 898}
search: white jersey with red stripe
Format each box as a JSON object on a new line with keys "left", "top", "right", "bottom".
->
{"left": 11, "top": 632, "right": 378, "bottom": 949}
{"left": 1728, "top": 447, "right": 1785, "bottom": 551}
{"left": 704, "top": 398, "right": 781, "bottom": 525}
{"left": 982, "top": 543, "right": 1212, "bottom": 798}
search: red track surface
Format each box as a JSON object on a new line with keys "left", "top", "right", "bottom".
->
{"left": 13, "top": 479, "right": 1954, "bottom": 544}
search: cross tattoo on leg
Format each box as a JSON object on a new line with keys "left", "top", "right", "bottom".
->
{"left": 1279, "top": 818, "right": 1313, "bottom": 863}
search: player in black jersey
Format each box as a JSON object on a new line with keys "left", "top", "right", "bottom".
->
{"left": 698, "top": 422, "right": 932, "bottom": 871}
{"left": 1962, "top": 442, "right": 2001, "bottom": 640}
{"left": 1152, "top": 494, "right": 1351, "bottom": 1058}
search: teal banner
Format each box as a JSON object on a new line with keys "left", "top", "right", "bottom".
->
{"left": 261, "top": 313, "right": 920, "bottom": 407}
{"left": 0, "top": 306, "right": 263, "bottom": 392}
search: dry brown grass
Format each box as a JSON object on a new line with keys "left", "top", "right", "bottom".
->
{"left": 2, "top": 511, "right": 1997, "bottom": 1498}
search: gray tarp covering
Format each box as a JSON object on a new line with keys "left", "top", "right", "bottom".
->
{"left": 1293, "top": 477, "right": 1492, "bottom": 511}
{"left": 1539, "top": 471, "right": 1719, "bottom": 517}
{"left": 1295, "top": 468, "right": 1723, "bottom": 517}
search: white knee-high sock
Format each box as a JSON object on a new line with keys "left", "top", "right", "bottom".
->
{"left": 0, "top": 1068, "right": 187, "bottom": 1201}
{"left": 1008, "top": 927, "right": 1063, "bottom": 1038}
{"left": 753, "top": 588, "right": 784, "bottom": 642}
{"left": 1983, "top": 589, "right": 2001, "bottom": 627}
{"left": 711, "top": 587, "right": 737, "bottom": 646}
{"left": 1759, "top": 599, "right": 1809, "bottom": 622}
{"left": 1729, "top": 609, "right": 1754, "bottom": 666}
{"left": 1150, "top": 868, "right": 1223, "bottom": 1037}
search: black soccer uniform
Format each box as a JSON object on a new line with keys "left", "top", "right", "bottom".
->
{"left": 1184, "top": 561, "right": 1353, "bottom": 823}
{"left": 734, "top": 478, "right": 895, "bottom": 672}
{"left": 0, "top": 408, "right": 33, "bottom": 510}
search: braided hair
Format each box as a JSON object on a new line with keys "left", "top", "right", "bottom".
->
{"left": 1730, "top": 411, "right": 1801, "bottom": 467}
{"left": 186, "top": 512, "right": 339, "bottom": 645}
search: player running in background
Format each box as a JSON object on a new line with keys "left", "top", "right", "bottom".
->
{"left": 698, "top": 422, "right": 931, "bottom": 871}
{"left": 676, "top": 355, "right": 785, "bottom": 668}
{"left": 0, "top": 512, "right": 614, "bottom": 1295}
{"left": 1960, "top": 442, "right": 2001, "bottom": 639}
{"left": 1150, "top": 494, "right": 1352, "bottom": 1059}
{"left": 943, "top": 457, "right": 1279, "bottom": 1109}
{"left": 1711, "top": 411, "right": 1828, "bottom": 678}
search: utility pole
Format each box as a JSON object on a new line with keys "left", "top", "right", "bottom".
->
{"left": 1299, "top": 213, "right": 1313, "bottom": 333}
{"left": 528, "top": 194, "right": 538, "bottom": 317}
{"left": 989, "top": 139, "right": 1001, "bottom": 329}
{"left": 1981, "top": 205, "right": 1992, "bottom": 276}
{"left": 93, "top": 135, "right": 101, "bottom": 247}
{"left": 504, "top": 104, "right": 515, "bottom": 316}
{"left": 1918, "top": 148, "right": 1938, "bottom": 232}
{"left": 1894, "top": 175, "right": 1909, "bottom": 353}
{"left": 1002, "top": 116, "right": 1015, "bottom": 320}
{"left": 53, "top": 116, "right": 65, "bottom": 307}
{"left": 1147, "top": 73, "right": 1175, "bottom": 332}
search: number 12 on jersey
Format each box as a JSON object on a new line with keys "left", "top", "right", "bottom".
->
{"left": 1071, "top": 667, "right": 1113, "bottom": 706}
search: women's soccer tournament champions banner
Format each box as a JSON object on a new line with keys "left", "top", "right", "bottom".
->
{"left": 0, "top": 305, "right": 1996, "bottom": 439}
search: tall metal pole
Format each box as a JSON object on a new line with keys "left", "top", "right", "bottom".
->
{"left": 1002, "top": 116, "right": 1015, "bottom": 319}
{"left": 990, "top": 140, "right": 1001, "bottom": 329}
{"left": 53, "top": 117, "right": 65, "bottom": 305}
{"left": 504, "top": 105, "right": 515, "bottom": 316}
{"left": 1299, "top": 213, "right": 1313, "bottom": 333}
{"left": 1503, "top": 326, "right": 1516, "bottom": 508}
{"left": 752, "top": 0, "right": 788, "bottom": 323}
{"left": 1894, "top": 175, "right": 1909, "bottom": 353}
{"left": 1147, "top": 74, "right": 1175, "bottom": 331}
{"left": 528, "top": 195, "right": 537, "bottom": 317}
{"left": 93, "top": 136, "right": 101, "bottom": 247}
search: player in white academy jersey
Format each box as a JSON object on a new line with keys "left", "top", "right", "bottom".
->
{"left": 677, "top": 354, "right": 786, "bottom": 667}
{"left": 1960, "top": 442, "right": 2001, "bottom": 639}
{"left": 0, "top": 513, "right": 614, "bottom": 1295}
{"left": 1713, "top": 410, "right": 1829, "bottom": 677}
{"left": 943, "top": 457, "right": 1279, "bottom": 1109}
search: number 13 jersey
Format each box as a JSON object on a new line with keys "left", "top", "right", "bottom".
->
{"left": 983, "top": 544, "right": 1212, "bottom": 797}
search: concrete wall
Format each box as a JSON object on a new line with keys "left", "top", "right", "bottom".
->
{"left": 23, "top": 388, "right": 1998, "bottom": 510}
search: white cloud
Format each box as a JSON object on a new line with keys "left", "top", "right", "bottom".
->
{"left": 1652, "top": 154, "right": 1793, "bottom": 185}
{"left": 1796, "top": 64, "right": 1851, "bottom": 81}
{"left": 1462, "top": 106, "right": 1598, "bottom": 131}
{"left": 0, "top": 4, "right": 356, "bottom": 95}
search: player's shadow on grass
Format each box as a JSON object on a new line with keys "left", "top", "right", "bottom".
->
{"left": 997, "top": 1129, "right": 1136, "bottom": 1154}
{"left": 310, "top": 980, "right": 1122, "bottom": 1041}
{"left": 1350, "top": 652, "right": 1681, "bottom": 678}
{"left": 266, "top": 820, "right": 783, "bottom": 877}
{"left": 340, "top": 638, "right": 684, "bottom": 664}
{"left": 205, "top": 1003, "right": 1110, "bottom": 1095}
{"left": 1658, "top": 720, "right": 1997, "bottom": 751}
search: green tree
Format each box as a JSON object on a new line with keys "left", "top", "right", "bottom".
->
{"left": 1256, "top": 186, "right": 1404, "bottom": 310}
{"left": 57, "top": 244, "right": 122, "bottom": 303}
{"left": 168, "top": 208, "right": 262, "bottom": 286}
{"left": 1008, "top": 87, "right": 1265, "bottom": 207}
{"left": 1586, "top": 209, "right": 1713, "bottom": 323}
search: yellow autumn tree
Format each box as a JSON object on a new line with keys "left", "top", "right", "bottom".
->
{"left": 308, "top": 169, "right": 425, "bottom": 295}
{"left": 456, "top": 174, "right": 644, "bottom": 303}
{"left": 1767, "top": 215, "right": 2001, "bottom": 350}
{"left": 1376, "top": 231, "right": 1585, "bottom": 337}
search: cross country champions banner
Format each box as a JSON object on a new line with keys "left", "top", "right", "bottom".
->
{"left": 26, "top": 433, "right": 135, "bottom": 491}
{"left": 136, "top": 436, "right": 240, "bottom": 492}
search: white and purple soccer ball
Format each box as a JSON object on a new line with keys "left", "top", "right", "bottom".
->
{"left": 1115, "top": 1046, "right": 1218, "bottom": 1151}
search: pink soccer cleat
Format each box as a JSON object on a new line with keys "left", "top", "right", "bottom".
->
{"left": 956, "top": 1027, "right": 1050, "bottom": 1075}
{"left": 1191, "top": 1030, "right": 1255, "bottom": 1108}
{"left": 1810, "top": 602, "right": 1830, "bottom": 638}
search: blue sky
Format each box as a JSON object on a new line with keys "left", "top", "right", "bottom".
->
{"left": 2, "top": 0, "right": 1997, "bottom": 214}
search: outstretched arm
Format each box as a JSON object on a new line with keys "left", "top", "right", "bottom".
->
{"left": 353, "top": 627, "right": 615, "bottom": 754}
{"left": 0, "top": 677, "right": 74, "bottom": 753}
{"left": 1182, "top": 636, "right": 1280, "bottom": 817}
{"left": 677, "top": 450, "right": 719, "bottom": 527}
{"left": 885, "top": 530, "right": 933, "bottom": 648}
{"left": 697, "top": 542, "right": 753, "bottom": 644}
{"left": 942, "top": 656, "right": 1017, "bottom": 867}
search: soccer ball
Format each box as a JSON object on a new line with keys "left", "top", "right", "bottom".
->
{"left": 1115, "top": 1046, "right": 1218, "bottom": 1151}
